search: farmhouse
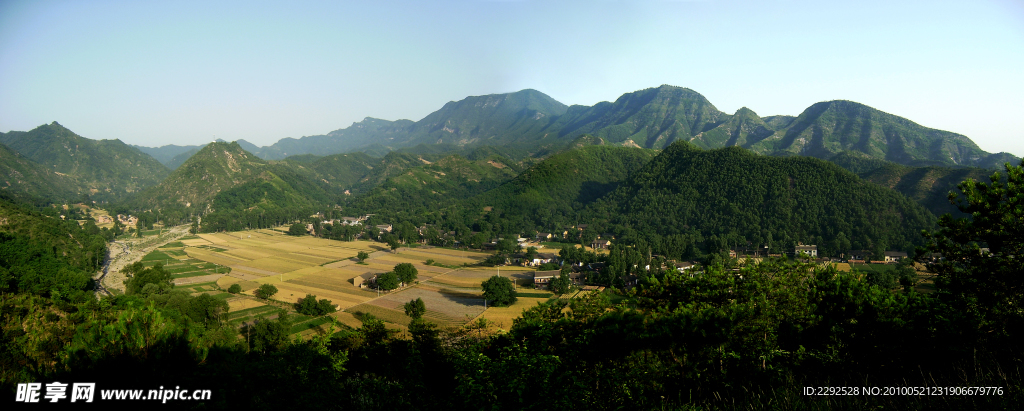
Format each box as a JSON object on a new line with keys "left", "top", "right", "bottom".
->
{"left": 96, "top": 215, "right": 113, "bottom": 224}
{"left": 530, "top": 252, "right": 558, "bottom": 267}
{"left": 591, "top": 239, "right": 611, "bottom": 250}
{"left": 536, "top": 232, "right": 552, "bottom": 241}
{"left": 340, "top": 217, "right": 362, "bottom": 226}
{"left": 846, "top": 249, "right": 871, "bottom": 262}
{"left": 532, "top": 270, "right": 561, "bottom": 288}
{"left": 376, "top": 224, "right": 393, "bottom": 233}
{"left": 884, "top": 251, "right": 908, "bottom": 264}
{"left": 353, "top": 272, "right": 378, "bottom": 288}
{"left": 794, "top": 244, "right": 817, "bottom": 258}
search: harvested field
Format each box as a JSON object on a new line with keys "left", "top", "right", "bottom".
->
{"left": 346, "top": 303, "right": 412, "bottom": 327}
{"left": 227, "top": 297, "right": 265, "bottom": 311}
{"left": 332, "top": 311, "right": 365, "bottom": 329}
{"left": 181, "top": 238, "right": 212, "bottom": 246}
{"left": 246, "top": 257, "right": 308, "bottom": 273}
{"left": 174, "top": 273, "right": 224, "bottom": 285}
{"left": 197, "top": 234, "right": 227, "bottom": 244}
{"left": 372, "top": 285, "right": 485, "bottom": 326}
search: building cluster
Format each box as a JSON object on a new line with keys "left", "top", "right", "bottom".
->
{"left": 116, "top": 214, "right": 138, "bottom": 227}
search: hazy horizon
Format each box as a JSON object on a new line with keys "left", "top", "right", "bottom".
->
{"left": 2, "top": 0, "right": 1022, "bottom": 156}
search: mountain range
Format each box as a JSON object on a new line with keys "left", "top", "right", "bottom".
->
{"left": 126, "top": 85, "right": 1016, "bottom": 170}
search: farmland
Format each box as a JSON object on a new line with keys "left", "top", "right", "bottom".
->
{"left": 154, "top": 227, "right": 577, "bottom": 336}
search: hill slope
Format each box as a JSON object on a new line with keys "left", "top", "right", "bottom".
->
{"left": 591, "top": 141, "right": 936, "bottom": 259}
{"left": 827, "top": 152, "right": 993, "bottom": 217}
{"left": 0, "top": 122, "right": 169, "bottom": 201}
{"left": 345, "top": 154, "right": 527, "bottom": 218}
{"left": 0, "top": 143, "right": 80, "bottom": 203}
{"left": 134, "top": 142, "right": 328, "bottom": 218}
{"left": 469, "top": 144, "right": 659, "bottom": 230}
{"left": 747, "top": 100, "right": 1005, "bottom": 168}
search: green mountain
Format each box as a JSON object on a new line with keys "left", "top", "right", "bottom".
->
{"left": 469, "top": 144, "right": 659, "bottom": 230}
{"left": 0, "top": 143, "right": 80, "bottom": 203}
{"left": 0, "top": 122, "right": 170, "bottom": 201}
{"left": 590, "top": 141, "right": 937, "bottom": 259}
{"left": 549, "top": 85, "right": 727, "bottom": 149}
{"left": 346, "top": 153, "right": 526, "bottom": 218}
{"left": 134, "top": 142, "right": 327, "bottom": 216}
{"left": 827, "top": 152, "right": 993, "bottom": 218}
{"left": 242, "top": 86, "right": 1017, "bottom": 168}
{"left": 747, "top": 100, "right": 1006, "bottom": 168}
{"left": 692, "top": 107, "right": 776, "bottom": 149}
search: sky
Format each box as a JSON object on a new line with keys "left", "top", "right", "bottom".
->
{"left": 1, "top": 0, "right": 1022, "bottom": 156}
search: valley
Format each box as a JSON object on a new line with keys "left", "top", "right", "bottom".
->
{"left": 1, "top": 84, "right": 1021, "bottom": 410}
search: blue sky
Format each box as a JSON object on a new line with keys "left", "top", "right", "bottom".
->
{"left": 1, "top": 0, "right": 1022, "bottom": 156}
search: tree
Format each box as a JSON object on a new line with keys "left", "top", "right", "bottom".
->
{"left": 404, "top": 297, "right": 426, "bottom": 320}
{"left": 254, "top": 283, "right": 278, "bottom": 299}
{"left": 357, "top": 251, "right": 370, "bottom": 262}
{"left": 919, "top": 160, "right": 1024, "bottom": 331}
{"left": 296, "top": 294, "right": 320, "bottom": 315}
{"left": 550, "top": 269, "right": 572, "bottom": 295}
{"left": 316, "top": 298, "right": 336, "bottom": 315}
{"left": 190, "top": 218, "right": 199, "bottom": 235}
{"left": 288, "top": 222, "right": 307, "bottom": 236}
{"left": 524, "top": 246, "right": 538, "bottom": 262}
{"left": 496, "top": 238, "right": 516, "bottom": 256}
{"left": 393, "top": 263, "right": 418, "bottom": 284}
{"left": 245, "top": 314, "right": 290, "bottom": 353}
{"left": 385, "top": 234, "right": 401, "bottom": 252}
{"left": 296, "top": 294, "right": 336, "bottom": 316}
{"left": 482, "top": 275, "right": 517, "bottom": 307}
{"left": 124, "top": 263, "right": 172, "bottom": 295}
{"left": 377, "top": 272, "right": 399, "bottom": 291}
{"left": 228, "top": 284, "right": 242, "bottom": 294}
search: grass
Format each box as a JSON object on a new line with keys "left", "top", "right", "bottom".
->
{"left": 159, "top": 241, "right": 186, "bottom": 248}
{"left": 141, "top": 251, "right": 172, "bottom": 261}
{"left": 848, "top": 263, "right": 897, "bottom": 275}
{"left": 288, "top": 316, "right": 335, "bottom": 334}
{"left": 228, "top": 305, "right": 282, "bottom": 321}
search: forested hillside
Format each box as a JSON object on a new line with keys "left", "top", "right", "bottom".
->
{"left": 0, "top": 122, "right": 170, "bottom": 201}
{"left": 0, "top": 143, "right": 80, "bottom": 204}
{"left": 589, "top": 141, "right": 936, "bottom": 259}
{"left": 344, "top": 153, "right": 525, "bottom": 219}
{"left": 748, "top": 100, "right": 1015, "bottom": 168}
{"left": 828, "top": 152, "right": 994, "bottom": 217}
{"left": 466, "top": 144, "right": 658, "bottom": 230}
{"left": 0, "top": 199, "right": 107, "bottom": 300}
{"left": 131, "top": 142, "right": 330, "bottom": 227}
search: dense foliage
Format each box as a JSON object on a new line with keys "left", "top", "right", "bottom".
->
{"left": 295, "top": 294, "right": 336, "bottom": 316}
{"left": 481, "top": 275, "right": 517, "bottom": 307}
{"left": 0, "top": 200, "right": 106, "bottom": 301}
{"left": 589, "top": 142, "right": 936, "bottom": 259}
